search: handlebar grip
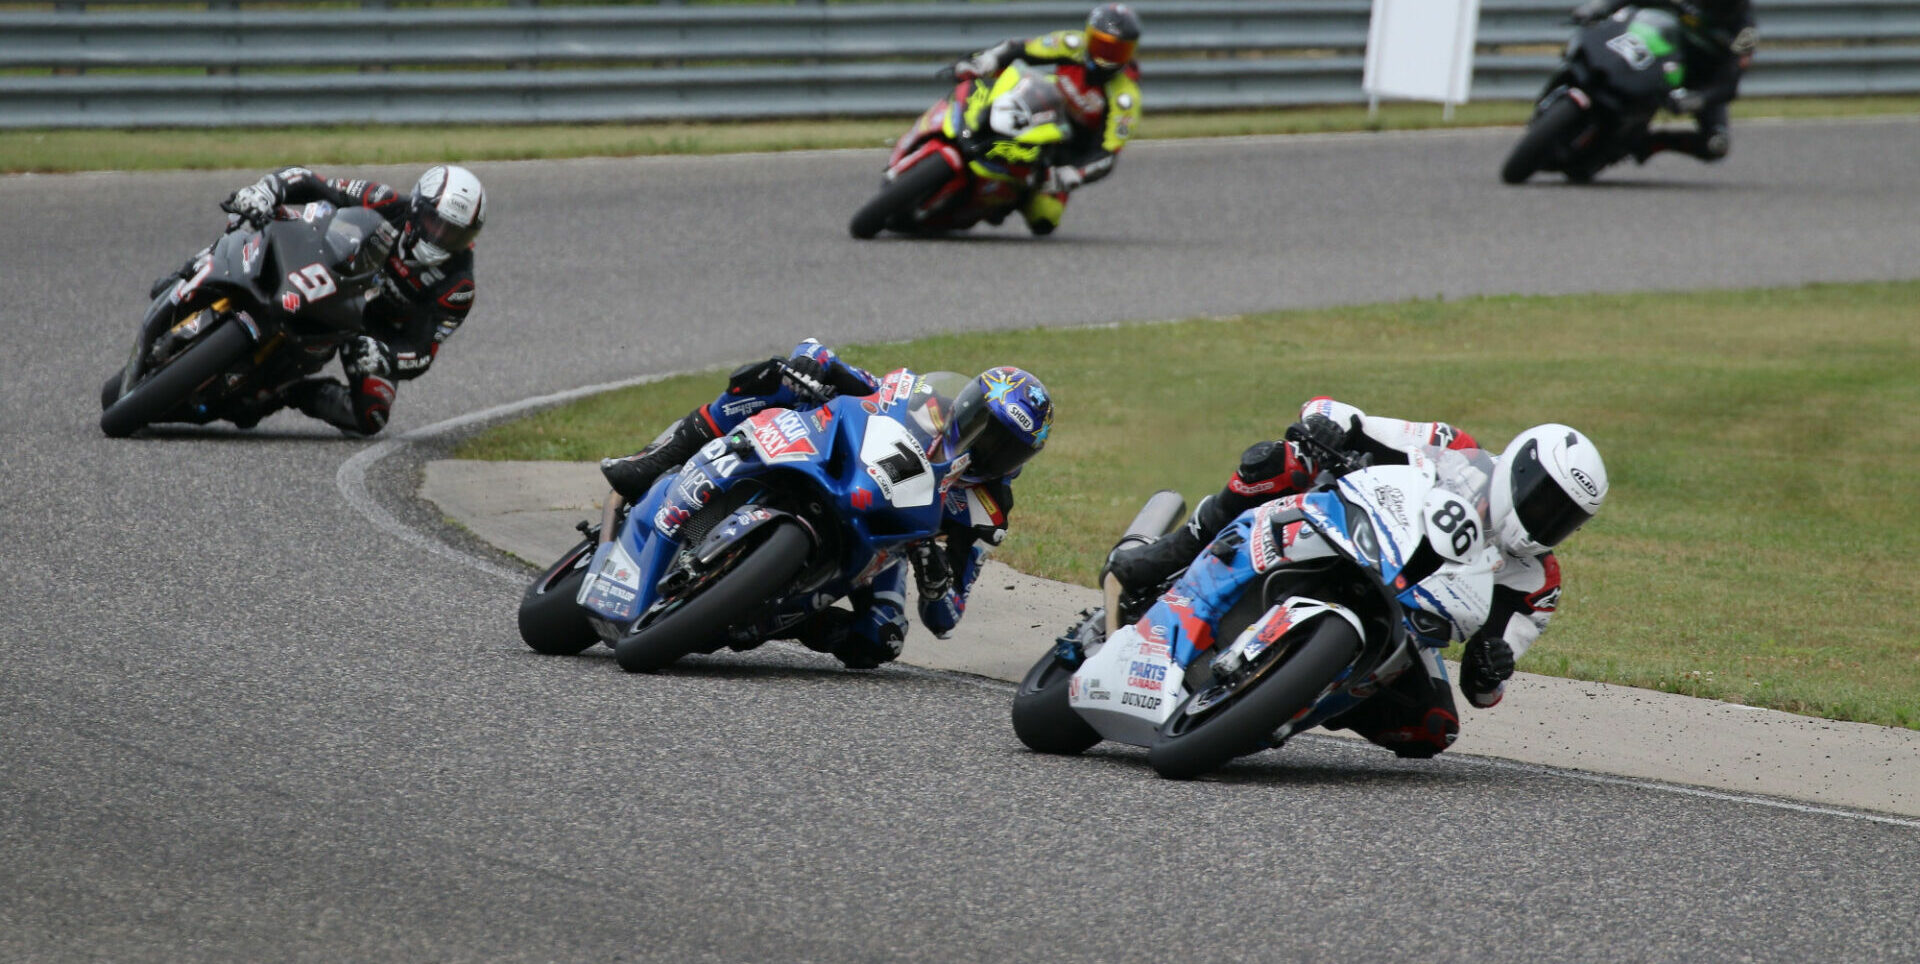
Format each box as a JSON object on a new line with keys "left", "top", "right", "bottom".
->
{"left": 777, "top": 361, "right": 832, "bottom": 403}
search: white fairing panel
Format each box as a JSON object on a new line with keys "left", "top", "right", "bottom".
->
{"left": 1323, "top": 462, "right": 1435, "bottom": 574}
{"left": 1068, "top": 624, "right": 1188, "bottom": 748}
{"left": 859, "top": 415, "right": 935, "bottom": 508}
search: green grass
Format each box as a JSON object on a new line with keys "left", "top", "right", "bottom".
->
{"left": 456, "top": 281, "right": 1920, "bottom": 730}
{"left": 4, "top": 96, "right": 1917, "bottom": 174}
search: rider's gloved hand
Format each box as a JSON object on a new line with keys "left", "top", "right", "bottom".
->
{"left": 339, "top": 335, "right": 393, "bottom": 378}
{"left": 1569, "top": 0, "right": 1611, "bottom": 24}
{"left": 952, "top": 52, "right": 999, "bottom": 81}
{"left": 782, "top": 354, "right": 834, "bottom": 399}
{"left": 908, "top": 541, "right": 954, "bottom": 600}
{"left": 1042, "top": 165, "right": 1085, "bottom": 195}
{"left": 221, "top": 179, "right": 279, "bottom": 227}
{"left": 1292, "top": 413, "right": 1351, "bottom": 456}
{"left": 1667, "top": 88, "right": 1705, "bottom": 114}
{"left": 1460, "top": 634, "right": 1516, "bottom": 707}
{"left": 1281, "top": 413, "right": 1355, "bottom": 478}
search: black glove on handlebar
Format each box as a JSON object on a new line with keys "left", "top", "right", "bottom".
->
{"left": 1283, "top": 413, "right": 1357, "bottom": 477}
{"left": 781, "top": 356, "right": 834, "bottom": 402}
{"left": 784, "top": 353, "right": 827, "bottom": 384}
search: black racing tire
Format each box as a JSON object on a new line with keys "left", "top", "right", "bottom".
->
{"left": 99, "top": 320, "right": 251, "bottom": 438}
{"left": 100, "top": 372, "right": 124, "bottom": 410}
{"left": 1010, "top": 652, "right": 1103, "bottom": 756}
{"left": 1146, "top": 617, "right": 1362, "bottom": 780}
{"left": 614, "top": 520, "right": 810, "bottom": 673}
{"left": 517, "top": 537, "right": 601, "bottom": 656}
{"left": 1501, "top": 98, "right": 1586, "bottom": 185}
{"left": 848, "top": 159, "right": 956, "bottom": 239}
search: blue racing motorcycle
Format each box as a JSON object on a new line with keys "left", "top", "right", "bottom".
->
{"left": 518, "top": 364, "right": 971, "bottom": 672}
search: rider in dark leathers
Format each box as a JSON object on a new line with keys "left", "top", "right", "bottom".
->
{"left": 951, "top": 3, "right": 1144, "bottom": 235}
{"left": 1571, "top": 0, "right": 1757, "bottom": 162}
{"left": 153, "top": 165, "right": 484, "bottom": 435}
{"left": 1105, "top": 398, "right": 1608, "bottom": 758}
{"left": 601, "top": 341, "right": 1054, "bottom": 668}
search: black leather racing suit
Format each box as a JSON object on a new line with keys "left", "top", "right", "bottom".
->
{"left": 1581, "top": 0, "right": 1757, "bottom": 160}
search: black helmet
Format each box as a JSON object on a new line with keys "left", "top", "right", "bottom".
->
{"left": 403, "top": 164, "right": 486, "bottom": 267}
{"left": 1084, "top": 4, "right": 1142, "bottom": 71}
{"left": 944, "top": 367, "right": 1053, "bottom": 483}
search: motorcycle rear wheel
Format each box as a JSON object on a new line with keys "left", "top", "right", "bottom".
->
{"left": 99, "top": 319, "right": 252, "bottom": 438}
{"left": 1500, "top": 98, "right": 1586, "bottom": 185}
{"left": 848, "top": 160, "right": 955, "bottom": 239}
{"left": 1011, "top": 652, "right": 1103, "bottom": 755}
{"left": 518, "top": 537, "right": 601, "bottom": 656}
{"left": 614, "top": 520, "right": 810, "bottom": 673}
{"left": 1146, "top": 616, "right": 1361, "bottom": 780}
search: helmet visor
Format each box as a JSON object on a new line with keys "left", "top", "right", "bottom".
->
{"left": 1508, "top": 439, "right": 1592, "bottom": 549}
{"left": 1085, "top": 28, "right": 1138, "bottom": 68}
{"left": 413, "top": 207, "right": 481, "bottom": 256}
{"left": 948, "top": 380, "right": 1040, "bottom": 480}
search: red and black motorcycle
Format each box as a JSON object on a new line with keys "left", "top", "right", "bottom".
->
{"left": 849, "top": 63, "right": 1073, "bottom": 239}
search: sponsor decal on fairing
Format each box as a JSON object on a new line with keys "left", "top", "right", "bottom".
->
{"left": 745, "top": 409, "right": 819, "bottom": 463}
{"left": 1126, "top": 659, "right": 1166, "bottom": 692}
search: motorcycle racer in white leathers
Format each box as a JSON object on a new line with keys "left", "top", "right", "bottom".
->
{"left": 1106, "top": 397, "right": 1609, "bottom": 756}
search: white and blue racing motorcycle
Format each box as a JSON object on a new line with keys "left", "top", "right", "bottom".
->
{"left": 1013, "top": 433, "right": 1499, "bottom": 779}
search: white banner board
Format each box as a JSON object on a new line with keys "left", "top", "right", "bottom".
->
{"left": 1363, "top": 0, "right": 1482, "bottom": 107}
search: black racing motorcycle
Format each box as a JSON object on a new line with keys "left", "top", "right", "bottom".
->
{"left": 98, "top": 202, "right": 389, "bottom": 437}
{"left": 1500, "top": 5, "right": 1692, "bottom": 185}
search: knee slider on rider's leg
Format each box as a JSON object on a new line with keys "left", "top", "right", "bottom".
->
{"left": 1704, "top": 130, "right": 1730, "bottom": 160}
{"left": 1020, "top": 191, "right": 1066, "bottom": 236}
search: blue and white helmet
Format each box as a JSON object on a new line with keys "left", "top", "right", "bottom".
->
{"left": 946, "top": 367, "right": 1053, "bottom": 482}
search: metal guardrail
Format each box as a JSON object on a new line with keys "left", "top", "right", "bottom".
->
{"left": 4, "top": 0, "right": 1919, "bottom": 128}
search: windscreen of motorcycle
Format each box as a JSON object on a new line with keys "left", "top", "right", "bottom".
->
{"left": 904, "top": 371, "right": 970, "bottom": 453}
{"left": 1422, "top": 445, "right": 1496, "bottom": 563}
{"left": 986, "top": 71, "right": 1068, "bottom": 141}
{"left": 324, "top": 206, "right": 397, "bottom": 281}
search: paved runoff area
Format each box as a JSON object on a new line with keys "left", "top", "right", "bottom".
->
{"left": 424, "top": 459, "right": 1920, "bottom": 820}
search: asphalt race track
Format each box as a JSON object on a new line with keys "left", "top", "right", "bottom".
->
{"left": 5, "top": 119, "right": 1920, "bottom": 962}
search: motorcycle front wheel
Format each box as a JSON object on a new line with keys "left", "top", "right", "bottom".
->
{"left": 848, "top": 159, "right": 955, "bottom": 239}
{"left": 99, "top": 319, "right": 252, "bottom": 438}
{"left": 1011, "top": 651, "right": 1103, "bottom": 756}
{"left": 614, "top": 520, "right": 810, "bottom": 673}
{"left": 517, "top": 536, "right": 601, "bottom": 656}
{"left": 1500, "top": 97, "right": 1586, "bottom": 185}
{"left": 1146, "top": 616, "right": 1361, "bottom": 780}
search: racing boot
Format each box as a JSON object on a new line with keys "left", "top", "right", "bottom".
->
{"left": 286, "top": 377, "right": 370, "bottom": 436}
{"left": 599, "top": 410, "right": 719, "bottom": 502}
{"left": 789, "top": 607, "right": 904, "bottom": 670}
{"left": 1104, "top": 479, "right": 1268, "bottom": 602}
{"left": 1103, "top": 518, "right": 1205, "bottom": 601}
